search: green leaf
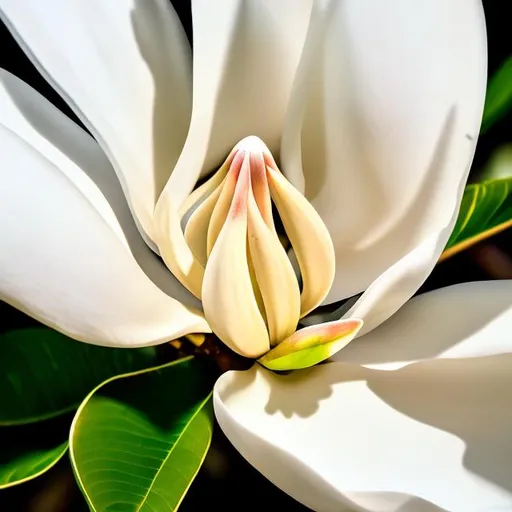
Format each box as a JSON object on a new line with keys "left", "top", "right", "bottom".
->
{"left": 0, "top": 328, "right": 159, "bottom": 425}
{"left": 0, "top": 416, "right": 69, "bottom": 489}
{"left": 481, "top": 55, "right": 512, "bottom": 133}
{"left": 480, "top": 144, "right": 512, "bottom": 181}
{"left": 441, "top": 177, "right": 512, "bottom": 261}
{"left": 70, "top": 356, "right": 216, "bottom": 512}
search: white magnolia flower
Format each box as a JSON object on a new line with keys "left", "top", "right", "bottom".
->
{"left": 0, "top": 1, "right": 510, "bottom": 510}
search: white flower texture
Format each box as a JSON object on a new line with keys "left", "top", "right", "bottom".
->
{"left": 1, "top": 1, "right": 511, "bottom": 510}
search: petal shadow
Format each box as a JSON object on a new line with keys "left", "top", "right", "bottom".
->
{"left": 0, "top": 67, "right": 199, "bottom": 309}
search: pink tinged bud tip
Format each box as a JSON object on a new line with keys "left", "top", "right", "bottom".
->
{"left": 183, "top": 136, "right": 337, "bottom": 360}
{"left": 258, "top": 319, "right": 364, "bottom": 371}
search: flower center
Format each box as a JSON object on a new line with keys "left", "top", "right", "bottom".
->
{"left": 179, "top": 136, "right": 336, "bottom": 358}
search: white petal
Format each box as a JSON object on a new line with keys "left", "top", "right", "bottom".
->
{"left": 156, "top": 0, "right": 314, "bottom": 212}
{"left": 0, "top": 124, "right": 208, "bottom": 347}
{"left": 0, "top": 0, "right": 192, "bottom": 244}
{"left": 344, "top": 228, "right": 451, "bottom": 335}
{"left": 340, "top": 280, "right": 512, "bottom": 369}
{"left": 0, "top": 69, "right": 200, "bottom": 310}
{"left": 281, "top": 0, "right": 487, "bottom": 303}
{"left": 214, "top": 281, "right": 512, "bottom": 512}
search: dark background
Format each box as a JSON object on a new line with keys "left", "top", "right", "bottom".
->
{"left": 0, "top": 1, "right": 510, "bottom": 510}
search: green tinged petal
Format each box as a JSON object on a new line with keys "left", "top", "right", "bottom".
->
{"left": 258, "top": 319, "right": 363, "bottom": 371}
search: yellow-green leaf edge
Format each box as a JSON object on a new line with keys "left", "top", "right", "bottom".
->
{"left": 68, "top": 356, "right": 213, "bottom": 512}
{"left": 0, "top": 440, "right": 68, "bottom": 490}
{"left": 440, "top": 177, "right": 512, "bottom": 261}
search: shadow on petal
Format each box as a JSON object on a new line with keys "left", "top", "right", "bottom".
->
{"left": 324, "top": 105, "right": 459, "bottom": 308}
{"left": 393, "top": 497, "right": 448, "bottom": 512}
{"left": 0, "top": 36, "right": 199, "bottom": 310}
{"left": 131, "top": 0, "right": 191, "bottom": 202}
{"left": 215, "top": 363, "right": 456, "bottom": 511}
{"left": 264, "top": 365, "right": 335, "bottom": 418}
{"left": 367, "top": 355, "right": 512, "bottom": 497}
{"left": 215, "top": 381, "right": 363, "bottom": 512}
{"left": 257, "top": 355, "right": 512, "bottom": 505}
{"left": 339, "top": 281, "right": 512, "bottom": 367}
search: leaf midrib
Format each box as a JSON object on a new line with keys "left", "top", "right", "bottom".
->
{"left": 134, "top": 392, "right": 213, "bottom": 512}
{"left": 69, "top": 357, "right": 195, "bottom": 512}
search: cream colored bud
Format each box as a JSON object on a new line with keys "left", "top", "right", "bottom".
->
{"left": 182, "top": 136, "right": 336, "bottom": 358}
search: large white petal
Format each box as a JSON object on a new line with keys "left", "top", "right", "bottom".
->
{"left": 281, "top": 0, "right": 487, "bottom": 304}
{"left": 0, "top": 68, "right": 200, "bottom": 310}
{"left": 0, "top": 0, "right": 192, "bottom": 244}
{"left": 156, "top": 0, "right": 314, "bottom": 213}
{"left": 340, "top": 280, "right": 512, "bottom": 368}
{"left": 0, "top": 124, "right": 209, "bottom": 347}
{"left": 344, "top": 227, "right": 453, "bottom": 335}
{"left": 215, "top": 281, "right": 512, "bottom": 511}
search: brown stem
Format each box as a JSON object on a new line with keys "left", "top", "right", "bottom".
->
{"left": 169, "top": 334, "right": 255, "bottom": 373}
{"left": 470, "top": 243, "right": 512, "bottom": 279}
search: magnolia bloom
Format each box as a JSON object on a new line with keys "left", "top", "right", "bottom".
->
{"left": 167, "top": 135, "right": 341, "bottom": 359}
{"left": 0, "top": 1, "right": 511, "bottom": 510}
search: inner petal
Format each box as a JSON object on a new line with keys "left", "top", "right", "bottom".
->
{"left": 181, "top": 136, "right": 336, "bottom": 357}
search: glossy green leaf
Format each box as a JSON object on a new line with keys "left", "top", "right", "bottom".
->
{"left": 70, "top": 356, "right": 216, "bottom": 512}
{"left": 259, "top": 319, "right": 363, "bottom": 371}
{"left": 0, "top": 416, "right": 69, "bottom": 489}
{"left": 481, "top": 55, "right": 512, "bottom": 133}
{"left": 441, "top": 177, "right": 512, "bottom": 261}
{"left": 480, "top": 144, "right": 512, "bottom": 181}
{"left": 0, "top": 328, "right": 158, "bottom": 425}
